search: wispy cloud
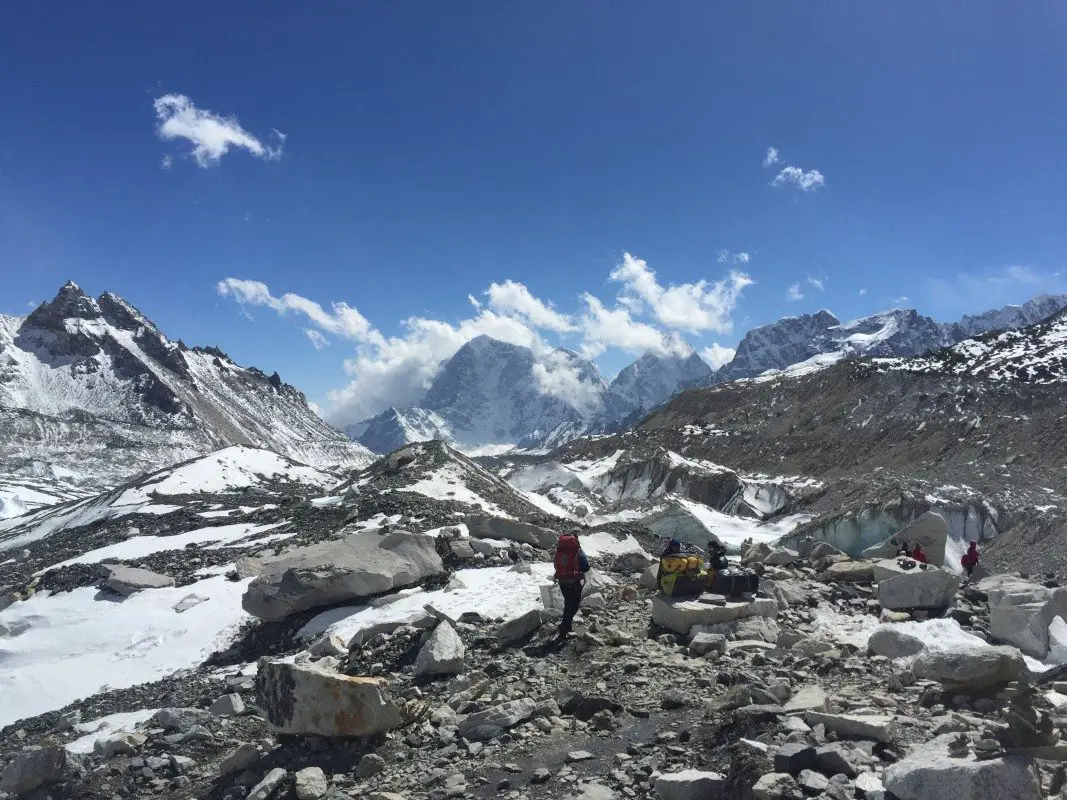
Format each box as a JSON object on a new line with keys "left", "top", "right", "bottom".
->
{"left": 807, "top": 276, "right": 825, "bottom": 292}
{"left": 894, "top": 296, "right": 909, "bottom": 304}
{"left": 762, "top": 147, "right": 780, "bottom": 168}
{"left": 154, "top": 94, "right": 284, "bottom": 168}
{"left": 922, "top": 264, "right": 1067, "bottom": 316}
{"left": 787, "top": 283, "right": 805, "bottom": 302}
{"left": 217, "top": 252, "right": 755, "bottom": 422}
{"left": 718, "top": 250, "right": 751, "bottom": 265}
{"left": 772, "top": 166, "right": 826, "bottom": 192}
{"left": 859, "top": 288, "right": 867, "bottom": 296}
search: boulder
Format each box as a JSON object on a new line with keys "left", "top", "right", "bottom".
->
{"left": 347, "top": 613, "right": 436, "bottom": 647}
{"left": 804, "top": 712, "right": 897, "bottom": 743}
{"left": 760, "top": 579, "right": 807, "bottom": 609}
{"left": 883, "top": 733, "right": 1040, "bottom": 800}
{"left": 248, "top": 768, "right": 288, "bottom": 800}
{"left": 862, "top": 511, "right": 949, "bottom": 567}
{"left": 696, "top": 616, "right": 779, "bottom": 643}
{"left": 875, "top": 560, "right": 959, "bottom": 610}
{"left": 979, "top": 575, "right": 1067, "bottom": 658}
{"left": 458, "top": 699, "right": 536, "bottom": 742}
{"left": 783, "top": 686, "right": 828, "bottom": 714}
{"left": 913, "top": 645, "right": 1026, "bottom": 691}
{"left": 219, "top": 743, "right": 261, "bottom": 775}
{"left": 414, "top": 622, "right": 465, "bottom": 679}
{"left": 868, "top": 625, "right": 928, "bottom": 659}
{"left": 752, "top": 773, "right": 798, "bottom": 800}
{"left": 295, "top": 766, "right": 328, "bottom": 800}
{"left": 821, "top": 560, "right": 874, "bottom": 583}
{"left": 1, "top": 746, "right": 70, "bottom": 795}
{"left": 741, "top": 542, "right": 772, "bottom": 565}
{"left": 150, "top": 707, "right": 215, "bottom": 731}
{"left": 242, "top": 530, "right": 443, "bottom": 620}
{"left": 639, "top": 563, "right": 660, "bottom": 590}
{"left": 774, "top": 743, "right": 817, "bottom": 773}
{"left": 689, "top": 632, "right": 728, "bottom": 657}
{"left": 256, "top": 658, "right": 402, "bottom": 737}
{"left": 652, "top": 594, "right": 777, "bottom": 636}
{"left": 464, "top": 515, "right": 558, "bottom": 549}
{"left": 809, "top": 541, "right": 845, "bottom": 559}
{"left": 655, "top": 769, "right": 726, "bottom": 800}
{"left": 763, "top": 547, "right": 799, "bottom": 567}
{"left": 497, "top": 609, "right": 545, "bottom": 645}
{"left": 98, "top": 563, "right": 175, "bottom": 595}
{"left": 209, "top": 693, "right": 246, "bottom": 716}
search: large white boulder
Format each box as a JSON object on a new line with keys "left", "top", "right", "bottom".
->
{"left": 414, "top": 622, "right": 465, "bottom": 679}
{"left": 862, "top": 511, "right": 949, "bottom": 567}
{"left": 256, "top": 658, "right": 402, "bottom": 737}
{"left": 243, "top": 530, "right": 443, "bottom": 620}
{"left": 883, "top": 733, "right": 1040, "bottom": 800}
{"left": 875, "top": 560, "right": 959, "bottom": 610}
{"left": 913, "top": 645, "right": 1026, "bottom": 691}
{"left": 652, "top": 594, "right": 777, "bottom": 636}
{"left": 979, "top": 575, "right": 1067, "bottom": 659}
{"left": 465, "top": 515, "right": 558, "bottom": 549}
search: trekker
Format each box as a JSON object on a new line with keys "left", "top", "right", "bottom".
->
{"left": 911, "top": 543, "right": 928, "bottom": 564}
{"left": 706, "top": 540, "right": 729, "bottom": 572}
{"left": 961, "top": 541, "right": 980, "bottom": 577}
{"left": 896, "top": 540, "right": 910, "bottom": 558}
{"left": 553, "top": 532, "right": 590, "bottom": 638}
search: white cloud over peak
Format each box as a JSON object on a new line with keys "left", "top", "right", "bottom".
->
{"left": 216, "top": 278, "right": 378, "bottom": 343}
{"left": 485, "top": 279, "right": 576, "bottom": 332}
{"left": 787, "top": 282, "right": 805, "bottom": 302}
{"left": 217, "top": 251, "right": 754, "bottom": 423}
{"left": 700, "top": 343, "right": 736, "bottom": 369}
{"left": 807, "top": 276, "right": 825, "bottom": 291}
{"left": 772, "top": 166, "right": 826, "bottom": 192}
{"left": 762, "top": 147, "right": 780, "bottom": 168}
{"left": 154, "top": 94, "right": 284, "bottom": 168}
{"left": 609, "top": 252, "right": 752, "bottom": 335}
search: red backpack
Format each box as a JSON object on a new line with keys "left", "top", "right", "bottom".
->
{"left": 554, "top": 534, "right": 581, "bottom": 583}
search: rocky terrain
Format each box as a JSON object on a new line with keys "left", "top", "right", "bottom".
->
{"left": 0, "top": 283, "right": 372, "bottom": 506}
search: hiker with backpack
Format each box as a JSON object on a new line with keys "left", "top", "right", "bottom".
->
{"left": 553, "top": 532, "right": 590, "bottom": 638}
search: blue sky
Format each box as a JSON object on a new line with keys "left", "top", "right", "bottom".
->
{"left": 2, "top": 3, "right": 1066, "bottom": 422}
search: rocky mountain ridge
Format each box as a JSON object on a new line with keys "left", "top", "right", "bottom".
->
{"left": 0, "top": 283, "right": 372, "bottom": 500}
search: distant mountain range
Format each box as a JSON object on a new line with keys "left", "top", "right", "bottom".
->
{"left": 349, "top": 294, "right": 1067, "bottom": 453}
{"left": 0, "top": 282, "right": 372, "bottom": 496}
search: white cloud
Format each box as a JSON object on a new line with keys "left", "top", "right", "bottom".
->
{"left": 894, "top": 296, "right": 909, "bottom": 304}
{"left": 859, "top": 288, "right": 867, "bottom": 296}
{"left": 532, "top": 351, "right": 604, "bottom": 414}
{"left": 736, "top": 252, "right": 751, "bottom": 264}
{"left": 485, "top": 280, "right": 576, "bottom": 332}
{"left": 154, "top": 94, "right": 284, "bottom": 168}
{"left": 609, "top": 252, "right": 752, "bottom": 335}
{"left": 579, "top": 294, "right": 688, "bottom": 359}
{"left": 772, "top": 166, "right": 826, "bottom": 192}
{"left": 216, "top": 278, "right": 378, "bottom": 343}
{"left": 807, "top": 276, "right": 825, "bottom": 291}
{"left": 717, "top": 250, "right": 751, "bottom": 265}
{"left": 787, "top": 283, "right": 805, "bottom": 302}
{"left": 160, "top": 155, "right": 173, "bottom": 170}
{"left": 219, "top": 252, "right": 753, "bottom": 423}
{"left": 700, "top": 343, "right": 736, "bottom": 369}
{"left": 763, "top": 147, "right": 780, "bottom": 168}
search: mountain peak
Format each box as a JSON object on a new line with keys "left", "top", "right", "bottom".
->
{"left": 26, "top": 281, "right": 102, "bottom": 328}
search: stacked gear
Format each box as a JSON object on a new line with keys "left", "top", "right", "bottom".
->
{"left": 657, "top": 541, "right": 709, "bottom": 598}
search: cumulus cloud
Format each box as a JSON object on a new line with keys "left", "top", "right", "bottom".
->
{"left": 609, "top": 252, "right": 752, "bottom": 335}
{"left": 763, "top": 147, "right": 780, "bottom": 168}
{"left": 216, "top": 278, "right": 378, "bottom": 342}
{"left": 772, "top": 166, "right": 826, "bottom": 192}
{"left": 154, "top": 94, "right": 284, "bottom": 168}
{"left": 532, "top": 351, "right": 605, "bottom": 414}
{"left": 218, "top": 252, "right": 754, "bottom": 423}
{"left": 700, "top": 344, "right": 736, "bottom": 369}
{"left": 787, "top": 283, "right": 804, "bottom": 302}
{"left": 485, "top": 280, "right": 576, "bottom": 332}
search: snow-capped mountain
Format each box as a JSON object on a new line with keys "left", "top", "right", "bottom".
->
{"left": 0, "top": 283, "right": 372, "bottom": 493}
{"left": 696, "top": 295, "right": 1067, "bottom": 386}
{"left": 603, "top": 351, "right": 712, "bottom": 420}
{"left": 349, "top": 337, "right": 716, "bottom": 453}
{"left": 885, "top": 304, "right": 1067, "bottom": 382}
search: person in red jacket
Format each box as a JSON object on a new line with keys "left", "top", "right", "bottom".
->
{"left": 961, "top": 541, "right": 980, "bottom": 577}
{"left": 911, "top": 543, "right": 928, "bottom": 564}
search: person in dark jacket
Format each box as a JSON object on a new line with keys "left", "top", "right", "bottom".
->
{"left": 961, "top": 541, "right": 980, "bottom": 577}
{"left": 553, "top": 533, "right": 590, "bottom": 637}
{"left": 707, "top": 540, "right": 729, "bottom": 571}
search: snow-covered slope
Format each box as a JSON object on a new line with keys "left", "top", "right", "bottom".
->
{"left": 882, "top": 305, "right": 1067, "bottom": 382}
{"left": 346, "top": 406, "right": 454, "bottom": 454}
{"left": 0, "top": 283, "right": 372, "bottom": 493}
{"left": 604, "top": 352, "right": 712, "bottom": 420}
